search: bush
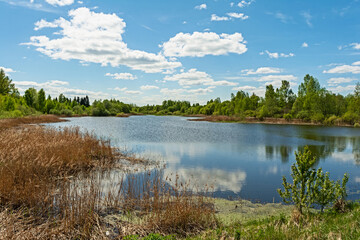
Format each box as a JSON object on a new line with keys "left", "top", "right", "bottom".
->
{"left": 60, "top": 109, "right": 73, "bottom": 116}
{"left": 278, "top": 146, "right": 348, "bottom": 214}
{"left": 296, "top": 110, "right": 310, "bottom": 121}
{"left": 343, "top": 111, "right": 359, "bottom": 124}
{"left": 324, "top": 115, "right": 338, "bottom": 125}
{"left": 49, "top": 109, "right": 60, "bottom": 115}
{"left": 284, "top": 113, "right": 292, "bottom": 121}
{"left": 311, "top": 112, "right": 325, "bottom": 123}
{"left": 355, "top": 123, "right": 360, "bottom": 128}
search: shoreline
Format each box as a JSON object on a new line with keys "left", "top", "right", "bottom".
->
{"left": 187, "top": 115, "right": 355, "bottom": 127}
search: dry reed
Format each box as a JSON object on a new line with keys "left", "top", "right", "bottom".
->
{"left": 0, "top": 121, "right": 216, "bottom": 239}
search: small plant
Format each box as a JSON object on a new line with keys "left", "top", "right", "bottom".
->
{"left": 278, "top": 146, "right": 317, "bottom": 214}
{"left": 278, "top": 146, "right": 349, "bottom": 214}
{"left": 354, "top": 122, "right": 360, "bottom": 128}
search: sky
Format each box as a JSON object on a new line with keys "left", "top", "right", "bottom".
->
{"left": 1, "top": 0, "right": 360, "bottom": 105}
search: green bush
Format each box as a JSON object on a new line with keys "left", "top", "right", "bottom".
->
{"left": 278, "top": 146, "right": 348, "bottom": 214}
{"left": 60, "top": 109, "right": 73, "bottom": 116}
{"left": 355, "top": 123, "right": 360, "bottom": 128}
{"left": 343, "top": 111, "right": 359, "bottom": 124}
{"left": 324, "top": 115, "right": 338, "bottom": 125}
{"left": 283, "top": 113, "right": 292, "bottom": 121}
{"left": 311, "top": 112, "right": 325, "bottom": 123}
{"left": 296, "top": 110, "right": 310, "bottom": 121}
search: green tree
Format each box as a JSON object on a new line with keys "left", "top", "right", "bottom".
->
{"left": 38, "top": 88, "right": 46, "bottom": 112}
{"left": 24, "top": 88, "right": 38, "bottom": 108}
{"left": 0, "top": 69, "right": 17, "bottom": 95}
{"left": 278, "top": 146, "right": 317, "bottom": 214}
{"left": 311, "top": 169, "right": 349, "bottom": 212}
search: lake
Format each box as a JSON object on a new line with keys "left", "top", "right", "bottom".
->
{"left": 45, "top": 116, "right": 360, "bottom": 203}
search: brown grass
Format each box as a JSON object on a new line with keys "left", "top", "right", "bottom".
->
{"left": 0, "top": 115, "right": 66, "bottom": 130}
{"left": 0, "top": 121, "right": 216, "bottom": 239}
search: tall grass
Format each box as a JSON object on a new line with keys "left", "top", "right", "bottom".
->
{"left": 0, "top": 123, "right": 216, "bottom": 239}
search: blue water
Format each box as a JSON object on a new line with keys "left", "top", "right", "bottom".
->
{"left": 44, "top": 116, "right": 360, "bottom": 203}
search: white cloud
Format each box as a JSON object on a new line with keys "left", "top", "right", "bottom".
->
{"left": 226, "top": 12, "right": 249, "bottom": 20}
{"left": 260, "top": 50, "right": 295, "bottom": 59}
{"left": 13, "top": 80, "right": 109, "bottom": 100}
{"left": 211, "top": 14, "right": 229, "bottom": 21}
{"left": 238, "top": 0, "right": 254, "bottom": 8}
{"left": 351, "top": 43, "right": 360, "bottom": 50}
{"left": 24, "top": 7, "right": 181, "bottom": 73}
{"left": 105, "top": 72, "right": 137, "bottom": 80}
{"left": 268, "top": 12, "right": 291, "bottom": 23}
{"left": 301, "top": 11, "right": 313, "bottom": 27}
{"left": 257, "top": 74, "right": 297, "bottom": 82}
{"left": 327, "top": 77, "right": 357, "bottom": 86}
{"left": 242, "top": 67, "right": 282, "bottom": 75}
{"left": 187, "top": 86, "right": 215, "bottom": 94}
{"left": 324, "top": 61, "right": 360, "bottom": 74}
{"left": 140, "top": 85, "right": 159, "bottom": 90}
{"left": 78, "top": 1, "right": 83, "bottom": 4}
{"left": 302, "top": 42, "right": 308, "bottom": 48}
{"left": 0, "top": 66, "right": 16, "bottom": 76}
{"left": 195, "top": 3, "right": 207, "bottom": 10}
{"left": 232, "top": 85, "right": 256, "bottom": 91}
{"left": 328, "top": 85, "right": 357, "bottom": 94}
{"left": 125, "top": 90, "right": 142, "bottom": 95}
{"left": 45, "top": 0, "right": 74, "bottom": 6}
{"left": 161, "top": 32, "right": 247, "bottom": 57}
{"left": 164, "top": 68, "right": 237, "bottom": 86}
{"left": 114, "top": 87, "right": 127, "bottom": 92}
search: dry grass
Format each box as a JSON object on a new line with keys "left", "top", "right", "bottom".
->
{"left": 0, "top": 115, "right": 66, "bottom": 130}
{"left": 0, "top": 120, "right": 216, "bottom": 239}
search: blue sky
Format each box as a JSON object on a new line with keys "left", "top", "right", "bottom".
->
{"left": 1, "top": 0, "right": 360, "bottom": 105}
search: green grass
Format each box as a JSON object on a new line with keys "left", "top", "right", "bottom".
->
{"left": 189, "top": 202, "right": 360, "bottom": 240}
{"left": 127, "top": 202, "right": 360, "bottom": 239}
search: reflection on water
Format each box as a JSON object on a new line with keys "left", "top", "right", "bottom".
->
{"left": 44, "top": 116, "right": 360, "bottom": 202}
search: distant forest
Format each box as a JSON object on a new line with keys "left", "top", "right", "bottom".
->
{"left": 1, "top": 69, "right": 360, "bottom": 125}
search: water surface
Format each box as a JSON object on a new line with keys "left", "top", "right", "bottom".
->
{"left": 45, "top": 116, "right": 360, "bottom": 202}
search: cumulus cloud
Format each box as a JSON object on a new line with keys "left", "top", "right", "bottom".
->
{"left": 13, "top": 80, "right": 109, "bottom": 99}
{"left": 140, "top": 85, "right": 159, "bottom": 90}
{"left": 256, "top": 74, "right": 297, "bottom": 82}
{"left": 0, "top": 66, "right": 16, "bottom": 76}
{"left": 323, "top": 61, "right": 360, "bottom": 74}
{"left": 328, "top": 85, "right": 357, "bottom": 94}
{"left": 242, "top": 67, "right": 282, "bottom": 75}
{"left": 238, "top": 0, "right": 254, "bottom": 8}
{"left": 260, "top": 50, "right": 295, "bottom": 59}
{"left": 226, "top": 12, "right": 249, "bottom": 20}
{"left": 302, "top": 42, "right": 309, "bottom": 48}
{"left": 232, "top": 85, "right": 257, "bottom": 91}
{"left": 24, "top": 7, "right": 181, "bottom": 73}
{"left": 105, "top": 72, "right": 137, "bottom": 80}
{"left": 211, "top": 14, "right": 229, "bottom": 21}
{"left": 327, "top": 77, "right": 357, "bottom": 86}
{"left": 194, "top": 3, "right": 207, "bottom": 10}
{"left": 45, "top": 0, "right": 74, "bottom": 6}
{"left": 351, "top": 43, "right": 360, "bottom": 50}
{"left": 161, "top": 32, "right": 247, "bottom": 57}
{"left": 164, "top": 69, "right": 237, "bottom": 86}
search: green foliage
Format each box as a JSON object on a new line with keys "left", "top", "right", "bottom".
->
{"left": 355, "top": 123, "right": 360, "bottom": 128}
{"left": 278, "top": 146, "right": 349, "bottom": 214}
{"left": 284, "top": 113, "right": 292, "bottom": 121}
{"left": 278, "top": 146, "right": 317, "bottom": 213}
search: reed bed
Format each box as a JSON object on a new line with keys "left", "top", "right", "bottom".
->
{"left": 0, "top": 115, "right": 66, "bottom": 130}
{"left": 0, "top": 122, "right": 216, "bottom": 239}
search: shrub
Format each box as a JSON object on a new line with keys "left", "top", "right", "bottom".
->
{"left": 324, "top": 115, "right": 338, "bottom": 125}
{"left": 284, "top": 113, "right": 292, "bottom": 121}
{"left": 278, "top": 146, "right": 349, "bottom": 214}
{"left": 278, "top": 146, "right": 317, "bottom": 214}
{"left": 296, "top": 111, "right": 310, "bottom": 121}
{"left": 60, "top": 108, "right": 73, "bottom": 116}
{"left": 311, "top": 112, "right": 325, "bottom": 123}
{"left": 343, "top": 111, "right": 359, "bottom": 124}
{"left": 355, "top": 123, "right": 360, "bottom": 128}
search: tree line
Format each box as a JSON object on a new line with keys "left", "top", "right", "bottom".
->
{"left": 1, "top": 69, "right": 360, "bottom": 125}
